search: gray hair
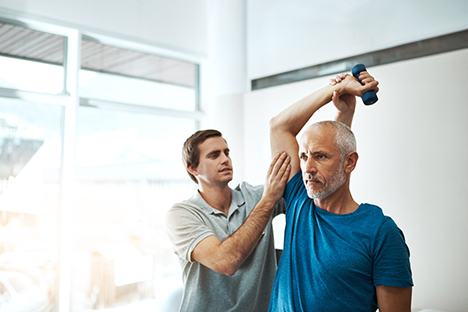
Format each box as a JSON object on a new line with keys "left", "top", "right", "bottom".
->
{"left": 307, "top": 120, "right": 357, "bottom": 163}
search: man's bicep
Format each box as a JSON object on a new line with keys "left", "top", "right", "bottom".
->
{"left": 191, "top": 235, "right": 220, "bottom": 264}
{"left": 375, "top": 285, "right": 412, "bottom": 312}
{"left": 270, "top": 130, "right": 300, "bottom": 181}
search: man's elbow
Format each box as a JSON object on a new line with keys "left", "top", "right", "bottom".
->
{"left": 269, "top": 115, "right": 281, "bottom": 131}
{"left": 215, "top": 262, "right": 240, "bottom": 276}
{"left": 214, "top": 252, "right": 243, "bottom": 276}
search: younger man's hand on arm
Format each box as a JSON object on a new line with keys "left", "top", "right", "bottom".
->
{"left": 191, "top": 152, "right": 290, "bottom": 276}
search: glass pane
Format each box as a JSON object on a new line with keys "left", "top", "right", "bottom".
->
{"left": 72, "top": 105, "right": 197, "bottom": 311}
{"left": 79, "top": 70, "right": 196, "bottom": 111}
{"left": 0, "top": 22, "right": 65, "bottom": 94}
{"left": 80, "top": 40, "right": 198, "bottom": 111}
{"left": 0, "top": 97, "right": 61, "bottom": 312}
{"left": 0, "top": 56, "right": 64, "bottom": 94}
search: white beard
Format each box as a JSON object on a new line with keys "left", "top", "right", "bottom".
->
{"left": 305, "top": 166, "right": 346, "bottom": 200}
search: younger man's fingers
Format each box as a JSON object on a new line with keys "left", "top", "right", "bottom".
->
{"left": 267, "top": 152, "right": 282, "bottom": 174}
{"left": 271, "top": 152, "right": 288, "bottom": 174}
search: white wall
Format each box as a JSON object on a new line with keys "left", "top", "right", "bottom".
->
{"left": 247, "top": 0, "right": 468, "bottom": 79}
{"left": 200, "top": 0, "right": 247, "bottom": 187}
{"left": 244, "top": 48, "right": 468, "bottom": 311}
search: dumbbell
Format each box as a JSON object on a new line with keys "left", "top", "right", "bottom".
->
{"left": 351, "top": 64, "right": 378, "bottom": 105}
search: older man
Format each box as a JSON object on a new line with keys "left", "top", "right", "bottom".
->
{"left": 268, "top": 72, "right": 413, "bottom": 311}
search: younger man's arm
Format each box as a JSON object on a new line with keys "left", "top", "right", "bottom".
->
{"left": 191, "top": 152, "right": 290, "bottom": 276}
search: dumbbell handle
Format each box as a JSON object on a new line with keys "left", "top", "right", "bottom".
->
{"left": 351, "top": 64, "right": 378, "bottom": 105}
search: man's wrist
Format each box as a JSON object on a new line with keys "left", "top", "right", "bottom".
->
{"left": 257, "top": 196, "right": 278, "bottom": 212}
{"left": 335, "top": 110, "right": 354, "bottom": 127}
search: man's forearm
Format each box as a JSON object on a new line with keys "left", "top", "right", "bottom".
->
{"left": 270, "top": 84, "right": 338, "bottom": 178}
{"left": 193, "top": 152, "right": 289, "bottom": 276}
{"left": 335, "top": 110, "right": 354, "bottom": 128}
{"left": 270, "top": 84, "right": 336, "bottom": 137}
{"left": 217, "top": 198, "right": 277, "bottom": 275}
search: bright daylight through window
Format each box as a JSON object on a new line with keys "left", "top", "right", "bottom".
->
{"left": 0, "top": 19, "right": 200, "bottom": 311}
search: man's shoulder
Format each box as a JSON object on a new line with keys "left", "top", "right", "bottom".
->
{"left": 168, "top": 193, "right": 206, "bottom": 218}
{"left": 358, "top": 203, "right": 401, "bottom": 230}
{"left": 358, "top": 203, "right": 386, "bottom": 219}
{"left": 234, "top": 181, "right": 264, "bottom": 197}
{"left": 230, "top": 182, "right": 264, "bottom": 211}
{"left": 172, "top": 191, "right": 198, "bottom": 207}
{"left": 359, "top": 203, "right": 383, "bottom": 214}
{"left": 166, "top": 195, "right": 212, "bottom": 233}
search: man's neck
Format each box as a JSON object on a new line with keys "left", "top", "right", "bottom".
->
{"left": 198, "top": 183, "right": 232, "bottom": 215}
{"left": 313, "top": 185, "right": 359, "bottom": 215}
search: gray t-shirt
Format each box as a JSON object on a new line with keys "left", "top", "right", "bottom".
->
{"left": 166, "top": 182, "right": 284, "bottom": 312}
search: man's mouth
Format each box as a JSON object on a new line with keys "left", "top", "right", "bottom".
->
{"left": 304, "top": 173, "right": 322, "bottom": 184}
{"left": 220, "top": 167, "right": 232, "bottom": 173}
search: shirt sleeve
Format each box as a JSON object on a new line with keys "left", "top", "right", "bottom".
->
{"left": 283, "top": 170, "right": 307, "bottom": 214}
{"left": 165, "top": 204, "right": 214, "bottom": 263}
{"left": 372, "top": 217, "right": 414, "bottom": 287}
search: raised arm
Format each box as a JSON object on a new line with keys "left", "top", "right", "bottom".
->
{"left": 270, "top": 72, "right": 378, "bottom": 181}
{"left": 191, "top": 152, "right": 290, "bottom": 276}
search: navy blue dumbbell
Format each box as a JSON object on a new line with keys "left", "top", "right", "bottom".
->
{"left": 351, "top": 64, "right": 378, "bottom": 105}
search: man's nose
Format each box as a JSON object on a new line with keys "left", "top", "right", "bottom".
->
{"left": 220, "top": 154, "right": 230, "bottom": 164}
{"left": 304, "top": 158, "right": 317, "bottom": 174}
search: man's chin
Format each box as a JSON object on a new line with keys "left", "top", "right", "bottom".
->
{"left": 223, "top": 175, "right": 233, "bottom": 183}
{"left": 306, "top": 188, "right": 328, "bottom": 200}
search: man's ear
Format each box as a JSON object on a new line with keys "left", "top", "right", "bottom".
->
{"left": 187, "top": 165, "right": 198, "bottom": 177}
{"left": 343, "top": 151, "right": 358, "bottom": 174}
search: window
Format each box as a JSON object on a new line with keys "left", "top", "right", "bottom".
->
{"left": 0, "top": 22, "right": 65, "bottom": 94}
{"left": 0, "top": 16, "right": 201, "bottom": 311}
{"left": 79, "top": 39, "right": 198, "bottom": 111}
{"left": 72, "top": 106, "right": 196, "bottom": 310}
{"left": 0, "top": 97, "right": 61, "bottom": 312}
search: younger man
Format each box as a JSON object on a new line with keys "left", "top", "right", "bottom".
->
{"left": 166, "top": 129, "right": 290, "bottom": 312}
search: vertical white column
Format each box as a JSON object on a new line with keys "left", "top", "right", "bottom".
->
{"left": 201, "top": 0, "right": 247, "bottom": 184}
{"left": 57, "top": 29, "right": 80, "bottom": 312}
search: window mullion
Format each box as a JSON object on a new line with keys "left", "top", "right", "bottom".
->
{"left": 57, "top": 29, "right": 81, "bottom": 312}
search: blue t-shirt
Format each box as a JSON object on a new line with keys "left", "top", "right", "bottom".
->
{"left": 268, "top": 171, "right": 413, "bottom": 312}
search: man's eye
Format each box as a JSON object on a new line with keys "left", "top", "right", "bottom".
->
{"left": 300, "top": 154, "right": 307, "bottom": 160}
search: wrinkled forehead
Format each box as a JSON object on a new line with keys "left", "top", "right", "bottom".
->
{"left": 299, "top": 125, "right": 338, "bottom": 152}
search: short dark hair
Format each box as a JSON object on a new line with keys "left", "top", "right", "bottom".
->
{"left": 182, "top": 129, "right": 223, "bottom": 184}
